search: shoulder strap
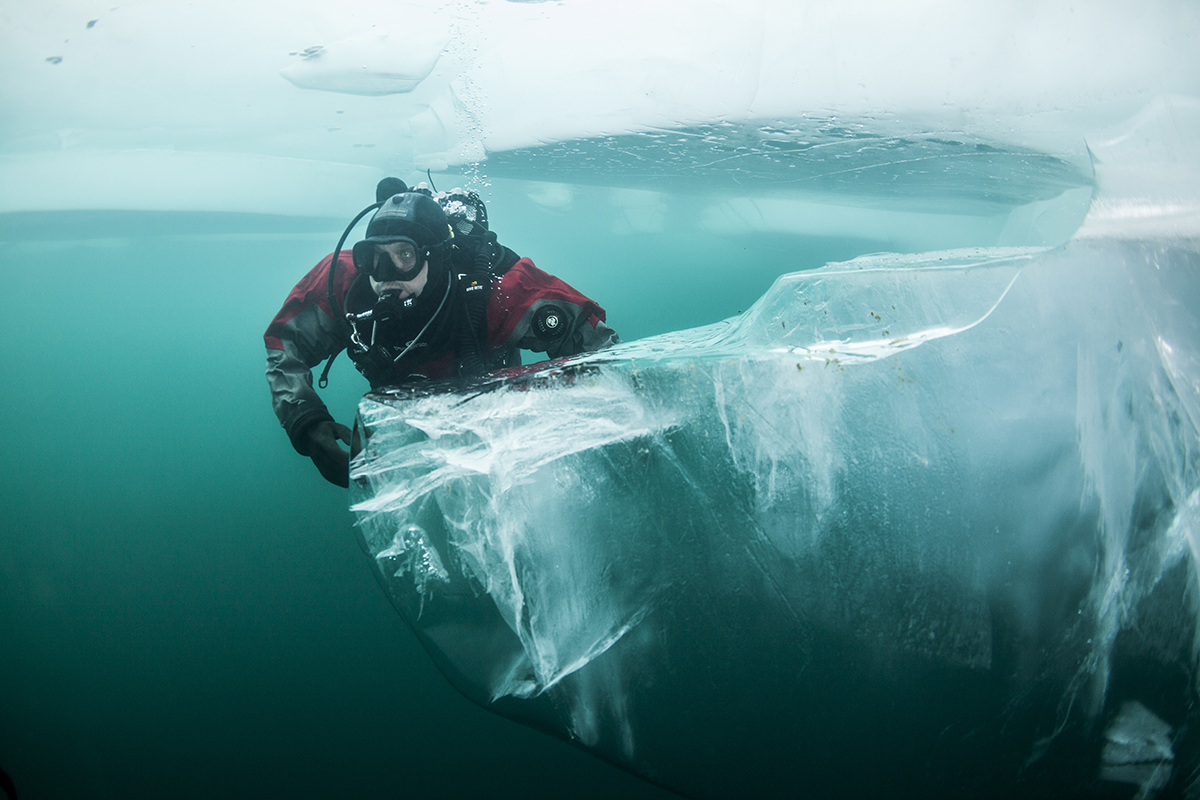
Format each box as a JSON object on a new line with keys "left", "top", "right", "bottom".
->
{"left": 317, "top": 347, "right": 341, "bottom": 388}
{"left": 454, "top": 248, "right": 498, "bottom": 376}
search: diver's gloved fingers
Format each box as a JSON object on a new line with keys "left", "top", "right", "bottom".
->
{"left": 331, "top": 422, "right": 353, "bottom": 444}
{"left": 311, "top": 451, "right": 350, "bottom": 488}
{"left": 306, "top": 420, "right": 352, "bottom": 488}
{"left": 308, "top": 420, "right": 351, "bottom": 450}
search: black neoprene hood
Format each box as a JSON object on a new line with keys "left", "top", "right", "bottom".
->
{"left": 364, "top": 192, "right": 450, "bottom": 249}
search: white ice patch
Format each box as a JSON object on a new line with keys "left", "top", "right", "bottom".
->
{"left": 1077, "top": 96, "right": 1200, "bottom": 239}
{"left": 1101, "top": 701, "right": 1174, "bottom": 798}
{"left": 279, "top": 22, "right": 451, "bottom": 96}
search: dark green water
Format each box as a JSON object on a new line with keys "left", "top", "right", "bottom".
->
{"left": 0, "top": 186, "right": 904, "bottom": 799}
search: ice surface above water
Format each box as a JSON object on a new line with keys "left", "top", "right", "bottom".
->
{"left": 2, "top": 0, "right": 1198, "bottom": 219}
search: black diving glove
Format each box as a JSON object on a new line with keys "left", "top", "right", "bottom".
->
{"left": 305, "top": 420, "right": 352, "bottom": 488}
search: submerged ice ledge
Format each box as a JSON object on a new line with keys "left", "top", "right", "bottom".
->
{"left": 611, "top": 247, "right": 1036, "bottom": 366}
{"left": 352, "top": 245, "right": 1040, "bottom": 527}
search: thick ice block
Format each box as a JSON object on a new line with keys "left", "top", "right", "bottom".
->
{"left": 351, "top": 237, "right": 1200, "bottom": 799}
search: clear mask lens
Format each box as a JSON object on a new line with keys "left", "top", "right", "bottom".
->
{"left": 372, "top": 243, "right": 422, "bottom": 281}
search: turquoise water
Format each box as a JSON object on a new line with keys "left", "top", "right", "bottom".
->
{"left": 0, "top": 189, "right": 905, "bottom": 798}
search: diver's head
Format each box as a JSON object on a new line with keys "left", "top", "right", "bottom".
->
{"left": 352, "top": 192, "right": 452, "bottom": 295}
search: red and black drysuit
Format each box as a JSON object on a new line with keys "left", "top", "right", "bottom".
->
{"left": 264, "top": 248, "right": 620, "bottom": 458}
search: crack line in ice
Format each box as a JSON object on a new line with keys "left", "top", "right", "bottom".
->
{"left": 534, "top": 602, "right": 653, "bottom": 694}
{"left": 685, "top": 148, "right": 1042, "bottom": 180}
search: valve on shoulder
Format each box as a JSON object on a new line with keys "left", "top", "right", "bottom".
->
{"left": 440, "top": 187, "right": 489, "bottom": 234}
{"left": 533, "top": 304, "right": 568, "bottom": 340}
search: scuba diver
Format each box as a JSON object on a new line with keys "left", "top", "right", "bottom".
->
{"left": 265, "top": 177, "right": 621, "bottom": 487}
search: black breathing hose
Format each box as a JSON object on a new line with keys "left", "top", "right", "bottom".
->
{"left": 317, "top": 202, "right": 379, "bottom": 388}
{"left": 326, "top": 202, "right": 381, "bottom": 324}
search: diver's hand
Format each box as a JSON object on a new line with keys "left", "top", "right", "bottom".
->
{"left": 306, "top": 420, "right": 352, "bottom": 488}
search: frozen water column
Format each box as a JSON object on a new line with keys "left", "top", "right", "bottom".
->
{"left": 349, "top": 100, "right": 1200, "bottom": 800}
